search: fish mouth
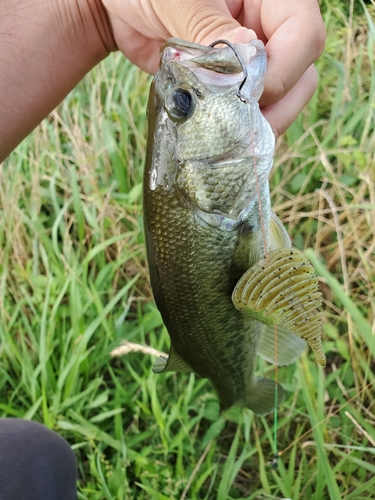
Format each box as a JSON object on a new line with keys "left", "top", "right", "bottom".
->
{"left": 161, "top": 38, "right": 266, "bottom": 97}
{"left": 162, "top": 38, "right": 261, "bottom": 73}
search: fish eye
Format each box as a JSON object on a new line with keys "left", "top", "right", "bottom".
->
{"left": 165, "top": 87, "right": 194, "bottom": 122}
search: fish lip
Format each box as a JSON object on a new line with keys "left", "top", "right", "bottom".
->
{"left": 159, "top": 38, "right": 267, "bottom": 102}
{"left": 161, "top": 38, "right": 265, "bottom": 74}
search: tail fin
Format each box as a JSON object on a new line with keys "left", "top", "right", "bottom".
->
{"left": 245, "top": 378, "right": 285, "bottom": 415}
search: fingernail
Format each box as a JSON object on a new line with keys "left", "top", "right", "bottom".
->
{"left": 224, "top": 27, "right": 257, "bottom": 44}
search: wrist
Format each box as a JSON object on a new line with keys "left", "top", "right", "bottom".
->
{"left": 0, "top": 0, "right": 116, "bottom": 162}
{"left": 57, "top": 0, "right": 117, "bottom": 63}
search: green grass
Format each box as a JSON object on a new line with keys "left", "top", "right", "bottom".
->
{"left": 1, "top": 0, "right": 375, "bottom": 498}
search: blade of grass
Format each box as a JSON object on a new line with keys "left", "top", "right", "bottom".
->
{"left": 305, "top": 249, "right": 374, "bottom": 354}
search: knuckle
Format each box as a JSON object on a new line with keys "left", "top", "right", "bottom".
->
{"left": 306, "top": 6, "right": 327, "bottom": 59}
{"left": 186, "top": 13, "right": 236, "bottom": 45}
{"left": 268, "top": 78, "right": 287, "bottom": 105}
{"left": 313, "top": 19, "right": 327, "bottom": 58}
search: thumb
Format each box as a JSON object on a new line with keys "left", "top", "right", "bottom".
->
{"left": 150, "top": 0, "right": 255, "bottom": 45}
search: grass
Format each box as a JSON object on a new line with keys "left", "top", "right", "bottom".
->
{"left": 1, "top": 0, "right": 375, "bottom": 498}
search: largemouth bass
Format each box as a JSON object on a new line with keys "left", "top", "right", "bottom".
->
{"left": 143, "top": 38, "right": 325, "bottom": 414}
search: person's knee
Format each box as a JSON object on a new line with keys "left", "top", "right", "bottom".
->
{"left": 0, "top": 418, "right": 77, "bottom": 500}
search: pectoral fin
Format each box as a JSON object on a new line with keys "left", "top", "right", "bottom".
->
{"left": 232, "top": 248, "right": 326, "bottom": 367}
{"left": 257, "top": 325, "right": 307, "bottom": 365}
{"left": 152, "top": 344, "right": 192, "bottom": 374}
{"left": 270, "top": 212, "right": 291, "bottom": 249}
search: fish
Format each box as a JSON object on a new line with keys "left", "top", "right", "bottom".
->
{"left": 143, "top": 38, "right": 325, "bottom": 414}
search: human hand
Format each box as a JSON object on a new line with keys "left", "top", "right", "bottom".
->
{"left": 102, "top": 0, "right": 326, "bottom": 137}
{"left": 0, "top": 0, "right": 325, "bottom": 161}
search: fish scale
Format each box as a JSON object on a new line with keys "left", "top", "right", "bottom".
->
{"left": 177, "top": 162, "right": 249, "bottom": 215}
{"left": 145, "top": 186, "right": 255, "bottom": 409}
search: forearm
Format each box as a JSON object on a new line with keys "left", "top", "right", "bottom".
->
{"left": 0, "top": 0, "right": 115, "bottom": 162}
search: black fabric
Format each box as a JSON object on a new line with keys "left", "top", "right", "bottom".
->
{"left": 0, "top": 418, "right": 77, "bottom": 500}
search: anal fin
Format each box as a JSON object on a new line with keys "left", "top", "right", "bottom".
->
{"left": 245, "top": 378, "right": 285, "bottom": 415}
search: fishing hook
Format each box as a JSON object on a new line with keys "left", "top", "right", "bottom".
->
{"left": 209, "top": 39, "right": 248, "bottom": 103}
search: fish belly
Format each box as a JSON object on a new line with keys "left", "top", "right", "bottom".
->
{"left": 144, "top": 186, "right": 262, "bottom": 410}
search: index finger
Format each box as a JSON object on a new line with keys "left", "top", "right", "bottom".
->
{"left": 243, "top": 1, "right": 326, "bottom": 107}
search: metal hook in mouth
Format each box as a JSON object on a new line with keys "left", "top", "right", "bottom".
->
{"left": 209, "top": 39, "right": 248, "bottom": 103}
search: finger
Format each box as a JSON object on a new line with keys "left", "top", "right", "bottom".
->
{"left": 261, "top": 64, "right": 318, "bottom": 138}
{"left": 108, "top": 16, "right": 163, "bottom": 73}
{"left": 103, "top": 0, "right": 170, "bottom": 40}
{"left": 220, "top": 26, "right": 257, "bottom": 44}
{"left": 151, "top": 0, "right": 241, "bottom": 45}
{"left": 260, "top": 7, "right": 325, "bottom": 106}
{"left": 120, "top": 35, "right": 162, "bottom": 74}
